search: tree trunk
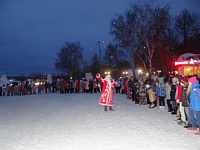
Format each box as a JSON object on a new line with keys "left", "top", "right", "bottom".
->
{"left": 149, "top": 59, "right": 152, "bottom": 79}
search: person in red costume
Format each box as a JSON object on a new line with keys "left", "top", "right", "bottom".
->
{"left": 96, "top": 73, "right": 117, "bottom": 111}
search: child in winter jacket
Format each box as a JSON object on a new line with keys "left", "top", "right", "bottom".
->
{"left": 93, "top": 80, "right": 97, "bottom": 93}
{"left": 6, "top": 84, "right": 10, "bottom": 96}
{"left": 126, "top": 81, "right": 131, "bottom": 99}
{"left": 138, "top": 81, "right": 147, "bottom": 105}
{"left": 176, "top": 77, "right": 189, "bottom": 126}
{"left": 156, "top": 77, "right": 166, "bottom": 109}
{"left": 170, "top": 77, "right": 178, "bottom": 114}
{"left": 187, "top": 76, "right": 200, "bottom": 135}
{"left": 2, "top": 84, "right": 6, "bottom": 96}
{"left": 165, "top": 82, "right": 172, "bottom": 112}
{"left": 155, "top": 79, "right": 159, "bottom": 105}
{"left": 145, "top": 84, "right": 156, "bottom": 108}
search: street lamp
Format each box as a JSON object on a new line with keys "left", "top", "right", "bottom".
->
{"left": 122, "top": 71, "right": 128, "bottom": 75}
{"left": 138, "top": 69, "right": 142, "bottom": 74}
{"left": 95, "top": 41, "right": 102, "bottom": 75}
{"left": 105, "top": 71, "right": 110, "bottom": 75}
{"left": 157, "top": 70, "right": 161, "bottom": 74}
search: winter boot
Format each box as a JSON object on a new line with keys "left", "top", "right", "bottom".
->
{"left": 104, "top": 106, "right": 108, "bottom": 111}
{"left": 154, "top": 100, "right": 157, "bottom": 107}
{"left": 184, "top": 123, "right": 192, "bottom": 128}
{"left": 187, "top": 127, "right": 197, "bottom": 131}
{"left": 171, "top": 107, "right": 178, "bottom": 115}
{"left": 135, "top": 98, "right": 139, "bottom": 104}
{"left": 109, "top": 106, "right": 114, "bottom": 111}
{"left": 168, "top": 109, "right": 173, "bottom": 112}
{"left": 167, "top": 99, "right": 173, "bottom": 112}
{"left": 194, "top": 131, "right": 200, "bottom": 135}
{"left": 139, "top": 99, "right": 143, "bottom": 105}
{"left": 178, "top": 120, "right": 186, "bottom": 125}
{"left": 148, "top": 102, "right": 152, "bottom": 108}
{"left": 149, "top": 102, "right": 155, "bottom": 108}
{"left": 143, "top": 99, "right": 146, "bottom": 105}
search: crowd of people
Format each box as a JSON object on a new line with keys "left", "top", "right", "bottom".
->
{"left": 0, "top": 74, "right": 200, "bottom": 135}
{"left": 115, "top": 74, "right": 200, "bottom": 136}
{"left": 0, "top": 79, "right": 101, "bottom": 96}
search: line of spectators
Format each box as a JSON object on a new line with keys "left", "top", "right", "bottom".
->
{"left": 0, "top": 79, "right": 102, "bottom": 96}
{"left": 116, "top": 75, "right": 200, "bottom": 136}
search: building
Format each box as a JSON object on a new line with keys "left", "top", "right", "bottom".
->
{"left": 175, "top": 53, "right": 200, "bottom": 76}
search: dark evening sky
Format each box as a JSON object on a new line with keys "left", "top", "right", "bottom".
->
{"left": 0, "top": 0, "right": 200, "bottom": 76}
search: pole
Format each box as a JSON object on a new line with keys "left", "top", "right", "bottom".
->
{"left": 98, "top": 41, "right": 102, "bottom": 75}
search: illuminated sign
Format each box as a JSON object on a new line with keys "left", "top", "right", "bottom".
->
{"left": 175, "top": 59, "right": 200, "bottom": 66}
{"left": 175, "top": 61, "right": 189, "bottom": 66}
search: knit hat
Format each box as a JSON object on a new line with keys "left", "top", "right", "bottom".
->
{"left": 188, "top": 76, "right": 197, "bottom": 84}
{"left": 180, "top": 77, "right": 188, "bottom": 85}
{"left": 145, "top": 84, "right": 151, "bottom": 89}
{"left": 159, "top": 77, "right": 164, "bottom": 81}
{"left": 172, "top": 77, "right": 178, "bottom": 83}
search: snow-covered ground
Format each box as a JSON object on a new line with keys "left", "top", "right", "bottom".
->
{"left": 0, "top": 93, "right": 199, "bottom": 150}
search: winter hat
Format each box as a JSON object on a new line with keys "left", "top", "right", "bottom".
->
{"left": 145, "top": 84, "right": 151, "bottom": 89}
{"left": 180, "top": 77, "right": 188, "bottom": 85}
{"left": 105, "top": 74, "right": 111, "bottom": 79}
{"left": 159, "top": 77, "right": 164, "bottom": 81}
{"left": 188, "top": 76, "right": 197, "bottom": 84}
{"left": 172, "top": 77, "right": 178, "bottom": 83}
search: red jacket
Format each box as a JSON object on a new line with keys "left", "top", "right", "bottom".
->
{"left": 93, "top": 81, "right": 97, "bottom": 88}
{"left": 126, "top": 84, "right": 130, "bottom": 92}
{"left": 64, "top": 82, "right": 67, "bottom": 88}
{"left": 177, "top": 85, "right": 182, "bottom": 100}
{"left": 76, "top": 80, "right": 80, "bottom": 90}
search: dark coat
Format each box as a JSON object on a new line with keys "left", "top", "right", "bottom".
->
{"left": 170, "top": 84, "right": 177, "bottom": 100}
{"left": 180, "top": 84, "right": 190, "bottom": 107}
{"left": 128, "top": 79, "right": 135, "bottom": 91}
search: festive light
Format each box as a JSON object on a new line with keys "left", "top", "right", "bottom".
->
{"left": 138, "top": 70, "right": 142, "bottom": 73}
{"left": 185, "top": 68, "right": 191, "bottom": 71}
{"left": 35, "top": 82, "right": 40, "bottom": 86}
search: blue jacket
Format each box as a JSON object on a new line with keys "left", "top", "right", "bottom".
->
{"left": 2, "top": 86, "right": 7, "bottom": 92}
{"left": 156, "top": 83, "right": 166, "bottom": 97}
{"left": 116, "top": 80, "right": 121, "bottom": 87}
{"left": 190, "top": 82, "right": 200, "bottom": 111}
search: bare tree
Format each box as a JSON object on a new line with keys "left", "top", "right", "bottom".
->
{"left": 175, "top": 9, "right": 200, "bottom": 51}
{"left": 103, "top": 44, "right": 124, "bottom": 67}
{"left": 103, "top": 43, "right": 127, "bottom": 77}
{"left": 55, "top": 42, "right": 83, "bottom": 75}
{"left": 110, "top": 2, "right": 171, "bottom": 78}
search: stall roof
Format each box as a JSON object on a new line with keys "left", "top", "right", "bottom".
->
{"left": 178, "top": 53, "right": 200, "bottom": 61}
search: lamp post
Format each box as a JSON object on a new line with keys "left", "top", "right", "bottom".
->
{"left": 96, "top": 41, "right": 102, "bottom": 75}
